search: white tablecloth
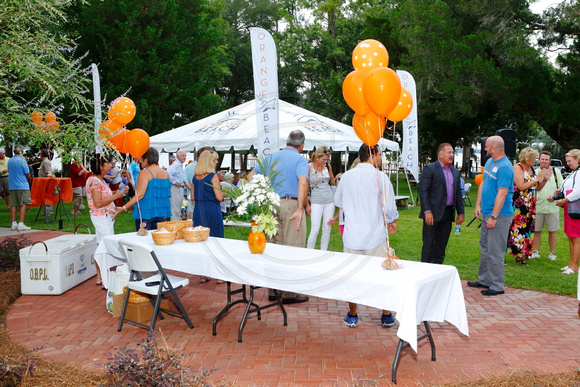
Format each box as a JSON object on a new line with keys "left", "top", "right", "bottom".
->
{"left": 95, "top": 232, "right": 469, "bottom": 351}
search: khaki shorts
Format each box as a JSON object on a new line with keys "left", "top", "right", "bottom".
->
{"left": 73, "top": 186, "right": 85, "bottom": 198}
{"left": 9, "top": 190, "right": 31, "bottom": 207}
{"left": 535, "top": 212, "right": 560, "bottom": 232}
{"left": 344, "top": 240, "right": 388, "bottom": 257}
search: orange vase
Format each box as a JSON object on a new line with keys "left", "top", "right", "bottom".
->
{"left": 248, "top": 223, "right": 267, "bottom": 254}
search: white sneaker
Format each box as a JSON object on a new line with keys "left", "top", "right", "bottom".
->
{"left": 530, "top": 251, "right": 540, "bottom": 259}
{"left": 11, "top": 224, "right": 17, "bottom": 231}
{"left": 17, "top": 224, "right": 31, "bottom": 231}
{"left": 548, "top": 253, "right": 557, "bottom": 261}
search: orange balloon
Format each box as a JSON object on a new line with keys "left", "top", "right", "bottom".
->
{"left": 388, "top": 88, "right": 413, "bottom": 122}
{"left": 352, "top": 39, "right": 389, "bottom": 73}
{"left": 126, "top": 128, "right": 150, "bottom": 159}
{"left": 352, "top": 111, "right": 385, "bottom": 146}
{"left": 110, "top": 129, "right": 128, "bottom": 153}
{"left": 342, "top": 70, "right": 371, "bottom": 116}
{"left": 363, "top": 67, "right": 401, "bottom": 117}
{"left": 108, "top": 97, "right": 136, "bottom": 125}
{"left": 99, "top": 119, "right": 123, "bottom": 139}
{"left": 45, "top": 112, "right": 56, "bottom": 123}
{"left": 31, "top": 111, "right": 43, "bottom": 123}
{"left": 475, "top": 174, "right": 483, "bottom": 186}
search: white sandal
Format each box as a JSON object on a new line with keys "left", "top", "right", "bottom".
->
{"left": 561, "top": 267, "right": 576, "bottom": 274}
{"left": 560, "top": 266, "right": 570, "bottom": 271}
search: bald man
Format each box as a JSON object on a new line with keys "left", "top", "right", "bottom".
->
{"left": 469, "top": 136, "right": 514, "bottom": 296}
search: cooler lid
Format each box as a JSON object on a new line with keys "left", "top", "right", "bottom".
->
{"left": 20, "top": 234, "right": 97, "bottom": 256}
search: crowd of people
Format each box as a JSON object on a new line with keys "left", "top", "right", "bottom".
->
{"left": 1, "top": 134, "right": 578, "bottom": 319}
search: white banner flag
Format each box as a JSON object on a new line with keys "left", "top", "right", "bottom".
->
{"left": 250, "top": 28, "right": 279, "bottom": 157}
{"left": 91, "top": 63, "right": 103, "bottom": 154}
{"left": 396, "top": 70, "right": 419, "bottom": 182}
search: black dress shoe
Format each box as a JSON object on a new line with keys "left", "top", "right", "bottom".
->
{"left": 281, "top": 295, "right": 309, "bottom": 304}
{"left": 481, "top": 289, "right": 504, "bottom": 296}
{"left": 467, "top": 281, "right": 489, "bottom": 289}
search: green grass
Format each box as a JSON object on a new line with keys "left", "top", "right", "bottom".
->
{"left": 2, "top": 178, "right": 577, "bottom": 297}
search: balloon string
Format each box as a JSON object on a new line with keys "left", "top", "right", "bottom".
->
{"left": 373, "top": 159, "right": 390, "bottom": 258}
{"left": 123, "top": 156, "right": 143, "bottom": 224}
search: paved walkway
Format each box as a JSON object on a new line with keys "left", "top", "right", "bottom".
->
{"left": 3, "top": 229, "right": 580, "bottom": 386}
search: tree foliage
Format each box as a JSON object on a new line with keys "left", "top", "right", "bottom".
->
{"left": 67, "top": 0, "right": 230, "bottom": 135}
{"left": 0, "top": 0, "right": 94, "bottom": 158}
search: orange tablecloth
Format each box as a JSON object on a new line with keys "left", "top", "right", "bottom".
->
{"left": 30, "top": 177, "right": 73, "bottom": 207}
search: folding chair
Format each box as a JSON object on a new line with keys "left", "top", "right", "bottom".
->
{"left": 117, "top": 239, "right": 193, "bottom": 339}
{"left": 463, "top": 183, "right": 472, "bottom": 206}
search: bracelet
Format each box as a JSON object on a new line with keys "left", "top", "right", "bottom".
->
{"left": 123, "top": 205, "right": 128, "bottom": 212}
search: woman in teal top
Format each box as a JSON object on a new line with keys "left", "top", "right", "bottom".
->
{"left": 114, "top": 147, "right": 171, "bottom": 230}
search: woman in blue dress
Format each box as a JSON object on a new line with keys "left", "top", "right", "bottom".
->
{"left": 114, "top": 147, "right": 171, "bottom": 231}
{"left": 191, "top": 149, "right": 225, "bottom": 238}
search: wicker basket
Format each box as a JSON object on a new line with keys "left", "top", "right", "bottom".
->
{"left": 151, "top": 229, "right": 177, "bottom": 245}
{"left": 156, "top": 220, "right": 193, "bottom": 239}
{"left": 182, "top": 227, "right": 210, "bottom": 243}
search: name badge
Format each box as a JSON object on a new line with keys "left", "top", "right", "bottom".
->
{"left": 492, "top": 166, "right": 499, "bottom": 173}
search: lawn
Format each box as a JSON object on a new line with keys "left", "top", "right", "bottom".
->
{"left": 2, "top": 176, "right": 577, "bottom": 297}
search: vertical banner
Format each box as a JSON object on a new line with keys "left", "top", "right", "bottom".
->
{"left": 250, "top": 27, "right": 279, "bottom": 157}
{"left": 91, "top": 63, "right": 103, "bottom": 154}
{"left": 396, "top": 70, "right": 419, "bottom": 182}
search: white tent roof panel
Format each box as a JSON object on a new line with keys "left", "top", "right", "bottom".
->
{"left": 150, "top": 100, "right": 398, "bottom": 153}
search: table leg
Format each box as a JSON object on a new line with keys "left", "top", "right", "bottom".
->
{"left": 391, "top": 322, "right": 436, "bottom": 384}
{"left": 212, "top": 282, "right": 288, "bottom": 343}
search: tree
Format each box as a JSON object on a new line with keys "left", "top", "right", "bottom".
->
{"left": 67, "top": 0, "right": 230, "bottom": 135}
{"left": 0, "top": 0, "right": 94, "bottom": 158}
{"left": 217, "top": 0, "right": 280, "bottom": 108}
{"left": 533, "top": 1, "right": 580, "bottom": 150}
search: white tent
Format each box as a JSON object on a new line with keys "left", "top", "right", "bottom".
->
{"left": 150, "top": 100, "right": 399, "bottom": 153}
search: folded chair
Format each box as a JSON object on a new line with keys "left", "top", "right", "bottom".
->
{"left": 463, "top": 183, "right": 472, "bottom": 207}
{"left": 117, "top": 239, "right": 193, "bottom": 339}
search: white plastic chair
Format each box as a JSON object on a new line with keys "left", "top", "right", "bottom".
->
{"left": 117, "top": 239, "right": 193, "bottom": 339}
{"left": 463, "top": 183, "right": 472, "bottom": 206}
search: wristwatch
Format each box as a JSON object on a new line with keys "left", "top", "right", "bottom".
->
{"left": 490, "top": 215, "right": 498, "bottom": 220}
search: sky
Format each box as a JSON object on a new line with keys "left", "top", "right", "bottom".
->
{"left": 529, "top": 0, "right": 566, "bottom": 14}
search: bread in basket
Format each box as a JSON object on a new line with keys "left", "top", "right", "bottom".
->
{"left": 182, "top": 226, "right": 210, "bottom": 242}
{"left": 156, "top": 220, "right": 193, "bottom": 239}
{"left": 151, "top": 227, "right": 177, "bottom": 245}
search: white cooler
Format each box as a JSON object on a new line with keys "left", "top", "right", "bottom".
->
{"left": 20, "top": 234, "right": 98, "bottom": 295}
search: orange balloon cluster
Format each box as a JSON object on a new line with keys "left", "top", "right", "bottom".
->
{"left": 30, "top": 111, "right": 59, "bottom": 132}
{"left": 99, "top": 97, "right": 150, "bottom": 159}
{"left": 342, "top": 39, "right": 413, "bottom": 146}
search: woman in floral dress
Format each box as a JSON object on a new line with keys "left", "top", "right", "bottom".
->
{"left": 507, "top": 147, "right": 546, "bottom": 265}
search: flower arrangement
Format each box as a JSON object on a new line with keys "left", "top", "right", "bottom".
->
{"left": 218, "top": 159, "right": 282, "bottom": 238}
{"left": 232, "top": 174, "right": 280, "bottom": 237}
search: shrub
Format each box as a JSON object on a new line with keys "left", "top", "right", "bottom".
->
{"left": 105, "top": 337, "right": 225, "bottom": 386}
{"left": 0, "top": 235, "right": 31, "bottom": 271}
{"left": 0, "top": 355, "right": 37, "bottom": 386}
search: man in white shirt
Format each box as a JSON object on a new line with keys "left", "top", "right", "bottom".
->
{"left": 167, "top": 150, "right": 187, "bottom": 220}
{"left": 334, "top": 143, "right": 399, "bottom": 328}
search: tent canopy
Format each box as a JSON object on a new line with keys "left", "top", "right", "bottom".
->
{"left": 150, "top": 100, "right": 399, "bottom": 153}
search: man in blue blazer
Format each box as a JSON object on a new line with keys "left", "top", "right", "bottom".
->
{"left": 419, "top": 143, "right": 465, "bottom": 264}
